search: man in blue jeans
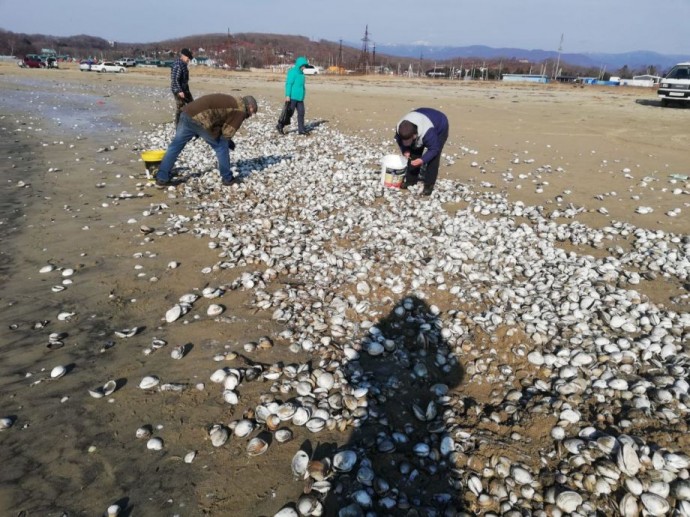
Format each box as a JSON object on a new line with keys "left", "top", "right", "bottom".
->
{"left": 155, "top": 94, "right": 258, "bottom": 187}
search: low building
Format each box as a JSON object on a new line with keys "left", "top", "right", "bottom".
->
{"left": 502, "top": 74, "right": 549, "bottom": 84}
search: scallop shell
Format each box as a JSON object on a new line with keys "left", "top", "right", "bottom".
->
{"left": 139, "top": 375, "right": 160, "bottom": 389}
{"left": 146, "top": 437, "right": 164, "bottom": 450}
{"left": 247, "top": 436, "right": 269, "bottom": 456}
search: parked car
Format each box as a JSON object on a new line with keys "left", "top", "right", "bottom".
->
{"left": 18, "top": 56, "right": 45, "bottom": 69}
{"left": 302, "top": 64, "right": 320, "bottom": 75}
{"left": 79, "top": 60, "right": 96, "bottom": 71}
{"left": 91, "top": 61, "right": 126, "bottom": 73}
{"left": 115, "top": 58, "right": 136, "bottom": 67}
{"left": 658, "top": 62, "right": 690, "bottom": 107}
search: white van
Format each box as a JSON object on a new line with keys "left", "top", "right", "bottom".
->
{"left": 658, "top": 62, "right": 690, "bottom": 106}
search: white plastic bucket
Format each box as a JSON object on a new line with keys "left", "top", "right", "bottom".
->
{"left": 380, "top": 154, "right": 408, "bottom": 188}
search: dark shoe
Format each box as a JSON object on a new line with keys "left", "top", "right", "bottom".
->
{"left": 276, "top": 124, "right": 285, "bottom": 135}
{"left": 421, "top": 184, "right": 434, "bottom": 196}
{"left": 155, "top": 178, "right": 172, "bottom": 188}
{"left": 222, "top": 177, "right": 241, "bottom": 187}
{"left": 402, "top": 175, "right": 418, "bottom": 190}
{"left": 298, "top": 131, "right": 309, "bottom": 136}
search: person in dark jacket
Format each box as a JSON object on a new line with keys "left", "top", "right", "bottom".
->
{"left": 395, "top": 108, "right": 449, "bottom": 196}
{"left": 155, "top": 94, "right": 258, "bottom": 187}
{"left": 276, "top": 56, "right": 309, "bottom": 135}
{"left": 171, "top": 48, "right": 194, "bottom": 126}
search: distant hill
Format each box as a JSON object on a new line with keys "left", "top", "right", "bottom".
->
{"left": 371, "top": 43, "right": 690, "bottom": 74}
{"left": 1, "top": 27, "right": 686, "bottom": 76}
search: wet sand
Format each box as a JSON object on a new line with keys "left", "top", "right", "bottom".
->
{"left": 0, "top": 62, "right": 689, "bottom": 516}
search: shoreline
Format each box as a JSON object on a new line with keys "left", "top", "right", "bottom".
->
{"left": 0, "top": 63, "right": 689, "bottom": 516}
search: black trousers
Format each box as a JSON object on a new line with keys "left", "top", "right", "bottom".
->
{"left": 405, "top": 127, "right": 449, "bottom": 187}
{"left": 173, "top": 91, "right": 193, "bottom": 126}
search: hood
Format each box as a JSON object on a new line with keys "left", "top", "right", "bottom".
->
{"left": 294, "top": 56, "right": 309, "bottom": 69}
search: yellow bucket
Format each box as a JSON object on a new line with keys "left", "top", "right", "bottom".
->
{"left": 380, "top": 154, "right": 408, "bottom": 188}
{"left": 141, "top": 149, "right": 166, "bottom": 179}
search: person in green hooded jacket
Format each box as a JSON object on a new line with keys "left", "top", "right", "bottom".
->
{"left": 277, "top": 56, "right": 309, "bottom": 135}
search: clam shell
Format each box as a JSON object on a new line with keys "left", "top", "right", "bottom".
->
{"left": 222, "top": 389, "right": 239, "bottom": 405}
{"left": 165, "top": 304, "right": 182, "bottom": 323}
{"left": 102, "top": 380, "right": 117, "bottom": 396}
{"left": 184, "top": 451, "right": 196, "bottom": 464}
{"left": 209, "top": 424, "right": 229, "bottom": 447}
{"left": 247, "top": 436, "right": 269, "bottom": 456}
{"left": 146, "top": 437, "right": 164, "bottom": 450}
{"left": 274, "top": 428, "right": 293, "bottom": 443}
{"left": 277, "top": 402, "right": 297, "bottom": 421}
{"left": 556, "top": 491, "right": 583, "bottom": 513}
{"left": 291, "top": 450, "right": 309, "bottom": 478}
{"left": 50, "top": 365, "right": 67, "bottom": 379}
{"left": 333, "top": 450, "right": 357, "bottom": 472}
{"left": 210, "top": 368, "right": 228, "bottom": 383}
{"left": 139, "top": 375, "right": 160, "bottom": 389}
{"left": 640, "top": 492, "right": 670, "bottom": 516}
{"left": 170, "top": 345, "right": 186, "bottom": 359}
{"left": 292, "top": 407, "right": 311, "bottom": 426}
{"left": 207, "top": 304, "right": 224, "bottom": 317}
{"left": 306, "top": 417, "right": 326, "bottom": 433}
{"left": 297, "top": 494, "right": 321, "bottom": 516}
{"left": 233, "top": 419, "right": 255, "bottom": 438}
{"left": 39, "top": 265, "right": 55, "bottom": 273}
{"left": 617, "top": 443, "right": 641, "bottom": 476}
{"left": 0, "top": 417, "right": 14, "bottom": 430}
{"left": 136, "top": 425, "right": 153, "bottom": 439}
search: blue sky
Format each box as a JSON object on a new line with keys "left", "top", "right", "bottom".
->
{"left": 2, "top": 0, "right": 689, "bottom": 55}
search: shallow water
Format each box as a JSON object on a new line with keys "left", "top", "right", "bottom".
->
{"left": 0, "top": 76, "right": 151, "bottom": 134}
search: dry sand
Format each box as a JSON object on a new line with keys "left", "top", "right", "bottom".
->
{"left": 0, "top": 62, "right": 689, "bottom": 516}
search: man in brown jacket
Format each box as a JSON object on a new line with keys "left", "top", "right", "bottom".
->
{"left": 155, "top": 94, "right": 258, "bottom": 187}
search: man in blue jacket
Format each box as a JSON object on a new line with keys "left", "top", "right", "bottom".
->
{"left": 395, "top": 108, "right": 449, "bottom": 196}
{"left": 277, "top": 56, "right": 309, "bottom": 135}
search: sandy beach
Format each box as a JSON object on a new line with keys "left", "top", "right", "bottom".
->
{"left": 0, "top": 62, "right": 689, "bottom": 517}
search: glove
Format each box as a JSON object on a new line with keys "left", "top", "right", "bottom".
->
{"left": 228, "top": 139, "right": 236, "bottom": 151}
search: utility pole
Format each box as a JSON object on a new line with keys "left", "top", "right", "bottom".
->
{"left": 553, "top": 33, "right": 563, "bottom": 80}
{"left": 338, "top": 39, "right": 343, "bottom": 71}
{"left": 359, "top": 25, "right": 371, "bottom": 73}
